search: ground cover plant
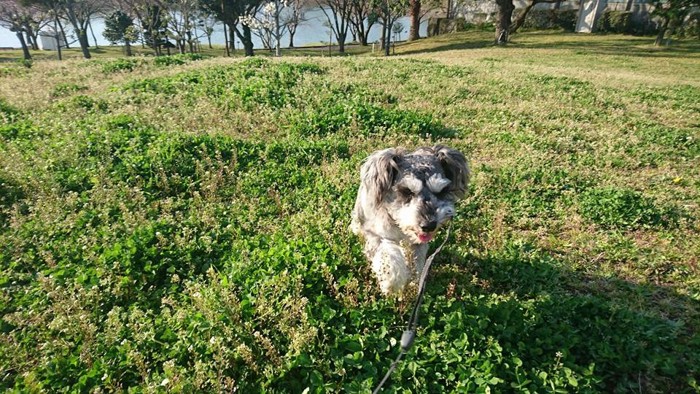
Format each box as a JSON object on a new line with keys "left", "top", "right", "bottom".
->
{"left": 0, "top": 31, "right": 699, "bottom": 392}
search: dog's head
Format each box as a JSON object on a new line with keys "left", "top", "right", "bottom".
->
{"left": 359, "top": 145, "right": 469, "bottom": 244}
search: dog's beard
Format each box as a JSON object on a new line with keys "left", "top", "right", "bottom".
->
{"left": 390, "top": 199, "right": 455, "bottom": 244}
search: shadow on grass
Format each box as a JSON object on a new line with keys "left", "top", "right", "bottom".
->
{"left": 426, "top": 244, "right": 700, "bottom": 392}
{"left": 397, "top": 39, "right": 495, "bottom": 56}
{"left": 510, "top": 34, "right": 700, "bottom": 59}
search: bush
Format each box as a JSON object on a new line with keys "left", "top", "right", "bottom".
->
{"left": 523, "top": 9, "right": 579, "bottom": 32}
{"left": 102, "top": 58, "right": 142, "bottom": 73}
{"left": 154, "top": 55, "right": 186, "bottom": 67}
{"left": 596, "top": 11, "right": 632, "bottom": 34}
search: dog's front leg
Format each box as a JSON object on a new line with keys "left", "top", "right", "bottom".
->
{"left": 371, "top": 240, "right": 411, "bottom": 295}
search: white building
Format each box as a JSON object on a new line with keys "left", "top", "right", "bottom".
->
{"left": 38, "top": 30, "right": 66, "bottom": 51}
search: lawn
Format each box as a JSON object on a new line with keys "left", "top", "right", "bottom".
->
{"left": 0, "top": 31, "right": 699, "bottom": 392}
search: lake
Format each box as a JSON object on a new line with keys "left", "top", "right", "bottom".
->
{"left": 0, "top": 7, "right": 428, "bottom": 51}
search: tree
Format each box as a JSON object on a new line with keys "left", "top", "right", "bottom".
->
{"left": 348, "top": 0, "right": 375, "bottom": 45}
{"left": 284, "top": 0, "right": 306, "bottom": 47}
{"left": 58, "top": 0, "right": 106, "bottom": 58}
{"left": 408, "top": 0, "right": 419, "bottom": 40}
{"left": 652, "top": 0, "right": 699, "bottom": 45}
{"left": 104, "top": 0, "right": 170, "bottom": 55}
{"left": 241, "top": 0, "right": 285, "bottom": 55}
{"left": 392, "top": 18, "right": 403, "bottom": 41}
{"left": 408, "top": 0, "right": 440, "bottom": 40}
{"left": 494, "top": 0, "right": 514, "bottom": 45}
{"left": 141, "top": 5, "right": 169, "bottom": 55}
{"left": 165, "top": 0, "right": 200, "bottom": 54}
{"left": 373, "top": 0, "right": 408, "bottom": 55}
{"left": 509, "top": 0, "right": 567, "bottom": 35}
{"left": 196, "top": 10, "right": 217, "bottom": 48}
{"left": 103, "top": 10, "right": 138, "bottom": 55}
{"left": 28, "top": 0, "right": 69, "bottom": 59}
{"left": 0, "top": 0, "right": 33, "bottom": 60}
{"left": 19, "top": 5, "right": 51, "bottom": 50}
{"left": 316, "top": 0, "right": 352, "bottom": 53}
{"left": 201, "top": 0, "right": 263, "bottom": 56}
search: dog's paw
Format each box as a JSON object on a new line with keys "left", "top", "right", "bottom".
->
{"left": 349, "top": 216, "right": 361, "bottom": 236}
{"left": 371, "top": 241, "right": 410, "bottom": 295}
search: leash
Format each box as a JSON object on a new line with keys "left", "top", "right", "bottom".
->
{"left": 372, "top": 225, "right": 452, "bottom": 394}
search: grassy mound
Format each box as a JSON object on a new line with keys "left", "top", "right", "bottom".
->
{"left": 1, "top": 32, "right": 699, "bottom": 392}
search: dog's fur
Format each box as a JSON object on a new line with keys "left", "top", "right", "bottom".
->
{"left": 351, "top": 145, "right": 469, "bottom": 295}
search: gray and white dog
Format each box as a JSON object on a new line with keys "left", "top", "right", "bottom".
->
{"left": 351, "top": 145, "right": 470, "bottom": 295}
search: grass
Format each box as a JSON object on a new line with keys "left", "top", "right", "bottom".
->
{"left": 0, "top": 30, "right": 699, "bottom": 392}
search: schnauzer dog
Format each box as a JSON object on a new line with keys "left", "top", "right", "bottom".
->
{"left": 351, "top": 145, "right": 469, "bottom": 295}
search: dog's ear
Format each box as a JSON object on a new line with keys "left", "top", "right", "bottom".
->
{"left": 433, "top": 145, "right": 469, "bottom": 199}
{"left": 360, "top": 148, "right": 401, "bottom": 206}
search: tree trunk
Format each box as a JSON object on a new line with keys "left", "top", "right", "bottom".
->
{"left": 229, "top": 25, "right": 236, "bottom": 50}
{"left": 274, "top": 0, "right": 281, "bottom": 56}
{"left": 409, "top": 0, "right": 421, "bottom": 41}
{"left": 56, "top": 35, "right": 62, "bottom": 60}
{"left": 495, "top": 0, "right": 514, "bottom": 45}
{"left": 384, "top": 21, "right": 391, "bottom": 56}
{"left": 362, "top": 21, "right": 374, "bottom": 46}
{"left": 24, "top": 25, "right": 38, "bottom": 50}
{"left": 88, "top": 18, "right": 99, "bottom": 48}
{"left": 77, "top": 28, "right": 92, "bottom": 59}
{"left": 380, "top": 20, "right": 386, "bottom": 49}
{"left": 654, "top": 18, "right": 668, "bottom": 46}
{"left": 16, "top": 31, "right": 32, "bottom": 60}
{"left": 288, "top": 30, "right": 296, "bottom": 48}
{"left": 338, "top": 32, "right": 346, "bottom": 53}
{"left": 228, "top": 25, "right": 238, "bottom": 51}
{"left": 29, "top": 31, "right": 40, "bottom": 50}
{"left": 125, "top": 40, "right": 133, "bottom": 56}
{"left": 190, "top": 25, "right": 197, "bottom": 53}
{"left": 510, "top": 0, "right": 536, "bottom": 35}
{"left": 53, "top": 18, "right": 62, "bottom": 60}
{"left": 57, "top": 18, "right": 70, "bottom": 49}
{"left": 223, "top": 22, "right": 230, "bottom": 55}
{"left": 242, "top": 25, "right": 254, "bottom": 56}
{"left": 24, "top": 31, "right": 34, "bottom": 50}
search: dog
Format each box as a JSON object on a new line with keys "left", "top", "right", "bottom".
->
{"left": 351, "top": 145, "right": 469, "bottom": 295}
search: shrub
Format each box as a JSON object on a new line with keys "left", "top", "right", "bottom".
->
{"left": 594, "top": 10, "right": 655, "bottom": 35}
{"left": 102, "top": 58, "right": 142, "bottom": 73}
{"left": 523, "top": 9, "right": 579, "bottom": 32}
{"left": 0, "top": 120, "right": 38, "bottom": 140}
{"left": 154, "top": 55, "right": 186, "bottom": 67}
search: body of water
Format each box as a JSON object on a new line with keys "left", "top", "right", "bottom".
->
{"left": 0, "top": 8, "right": 427, "bottom": 51}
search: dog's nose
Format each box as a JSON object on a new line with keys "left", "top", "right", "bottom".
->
{"left": 421, "top": 221, "right": 438, "bottom": 233}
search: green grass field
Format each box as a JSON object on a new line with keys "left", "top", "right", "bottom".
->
{"left": 1, "top": 31, "right": 699, "bottom": 392}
